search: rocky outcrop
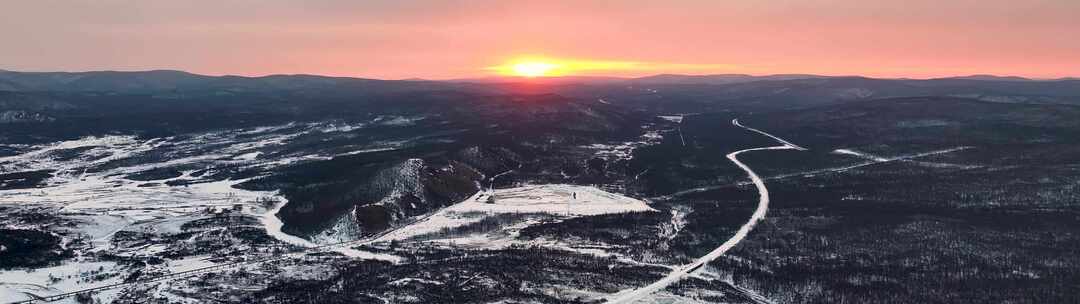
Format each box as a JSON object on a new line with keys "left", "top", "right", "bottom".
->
{"left": 304, "top": 158, "right": 484, "bottom": 242}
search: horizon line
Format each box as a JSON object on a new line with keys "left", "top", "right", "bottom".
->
{"left": 1, "top": 68, "right": 1076, "bottom": 82}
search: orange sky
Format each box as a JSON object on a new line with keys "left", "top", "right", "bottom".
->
{"left": 2, "top": 0, "right": 1078, "bottom": 79}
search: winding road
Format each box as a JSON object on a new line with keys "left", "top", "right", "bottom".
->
{"left": 606, "top": 118, "right": 805, "bottom": 304}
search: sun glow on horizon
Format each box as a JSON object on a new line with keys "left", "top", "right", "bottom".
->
{"left": 511, "top": 61, "right": 559, "bottom": 77}
{"left": 486, "top": 56, "right": 737, "bottom": 78}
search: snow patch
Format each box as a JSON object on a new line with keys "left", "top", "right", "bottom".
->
{"left": 370, "top": 184, "right": 656, "bottom": 245}
{"left": 657, "top": 115, "right": 684, "bottom": 123}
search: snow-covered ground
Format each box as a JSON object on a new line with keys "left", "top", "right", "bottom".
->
{"left": 0, "top": 118, "right": 433, "bottom": 302}
{"left": 834, "top": 147, "right": 980, "bottom": 170}
{"left": 370, "top": 184, "right": 656, "bottom": 247}
{"left": 657, "top": 115, "right": 684, "bottom": 124}
{"left": 0, "top": 138, "right": 652, "bottom": 301}
{"left": 0, "top": 261, "right": 124, "bottom": 303}
{"left": 585, "top": 115, "right": 691, "bottom": 161}
{"left": 0, "top": 117, "right": 433, "bottom": 243}
{"left": 1, "top": 116, "right": 670, "bottom": 302}
{"left": 585, "top": 125, "right": 665, "bottom": 161}
{"left": 0, "top": 177, "right": 289, "bottom": 302}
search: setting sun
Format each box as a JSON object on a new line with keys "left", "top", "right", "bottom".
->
{"left": 511, "top": 62, "right": 559, "bottom": 77}
{"left": 486, "top": 56, "right": 737, "bottom": 78}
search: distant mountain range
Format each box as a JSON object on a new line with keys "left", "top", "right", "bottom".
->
{"left": 933, "top": 74, "right": 1048, "bottom": 82}
{"left": 624, "top": 73, "right": 837, "bottom": 85}
{"left": 3, "top": 69, "right": 1076, "bottom": 93}
{"left": 451, "top": 73, "right": 1075, "bottom": 85}
{"left": 2, "top": 69, "right": 1079, "bottom": 121}
{"left": 0, "top": 69, "right": 400, "bottom": 93}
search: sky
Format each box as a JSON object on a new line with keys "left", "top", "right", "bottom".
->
{"left": 2, "top": 0, "right": 1078, "bottom": 79}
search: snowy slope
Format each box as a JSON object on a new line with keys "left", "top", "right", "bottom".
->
{"left": 370, "top": 184, "right": 656, "bottom": 245}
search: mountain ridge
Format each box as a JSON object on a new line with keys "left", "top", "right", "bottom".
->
{"left": 3, "top": 69, "right": 1078, "bottom": 93}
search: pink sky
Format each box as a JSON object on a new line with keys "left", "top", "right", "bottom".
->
{"left": 2, "top": 0, "right": 1078, "bottom": 79}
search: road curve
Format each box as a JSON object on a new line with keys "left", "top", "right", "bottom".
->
{"left": 606, "top": 118, "right": 803, "bottom": 303}
{"left": 732, "top": 119, "right": 807, "bottom": 151}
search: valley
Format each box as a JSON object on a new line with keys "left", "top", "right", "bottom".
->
{"left": 2, "top": 71, "right": 1080, "bottom": 303}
